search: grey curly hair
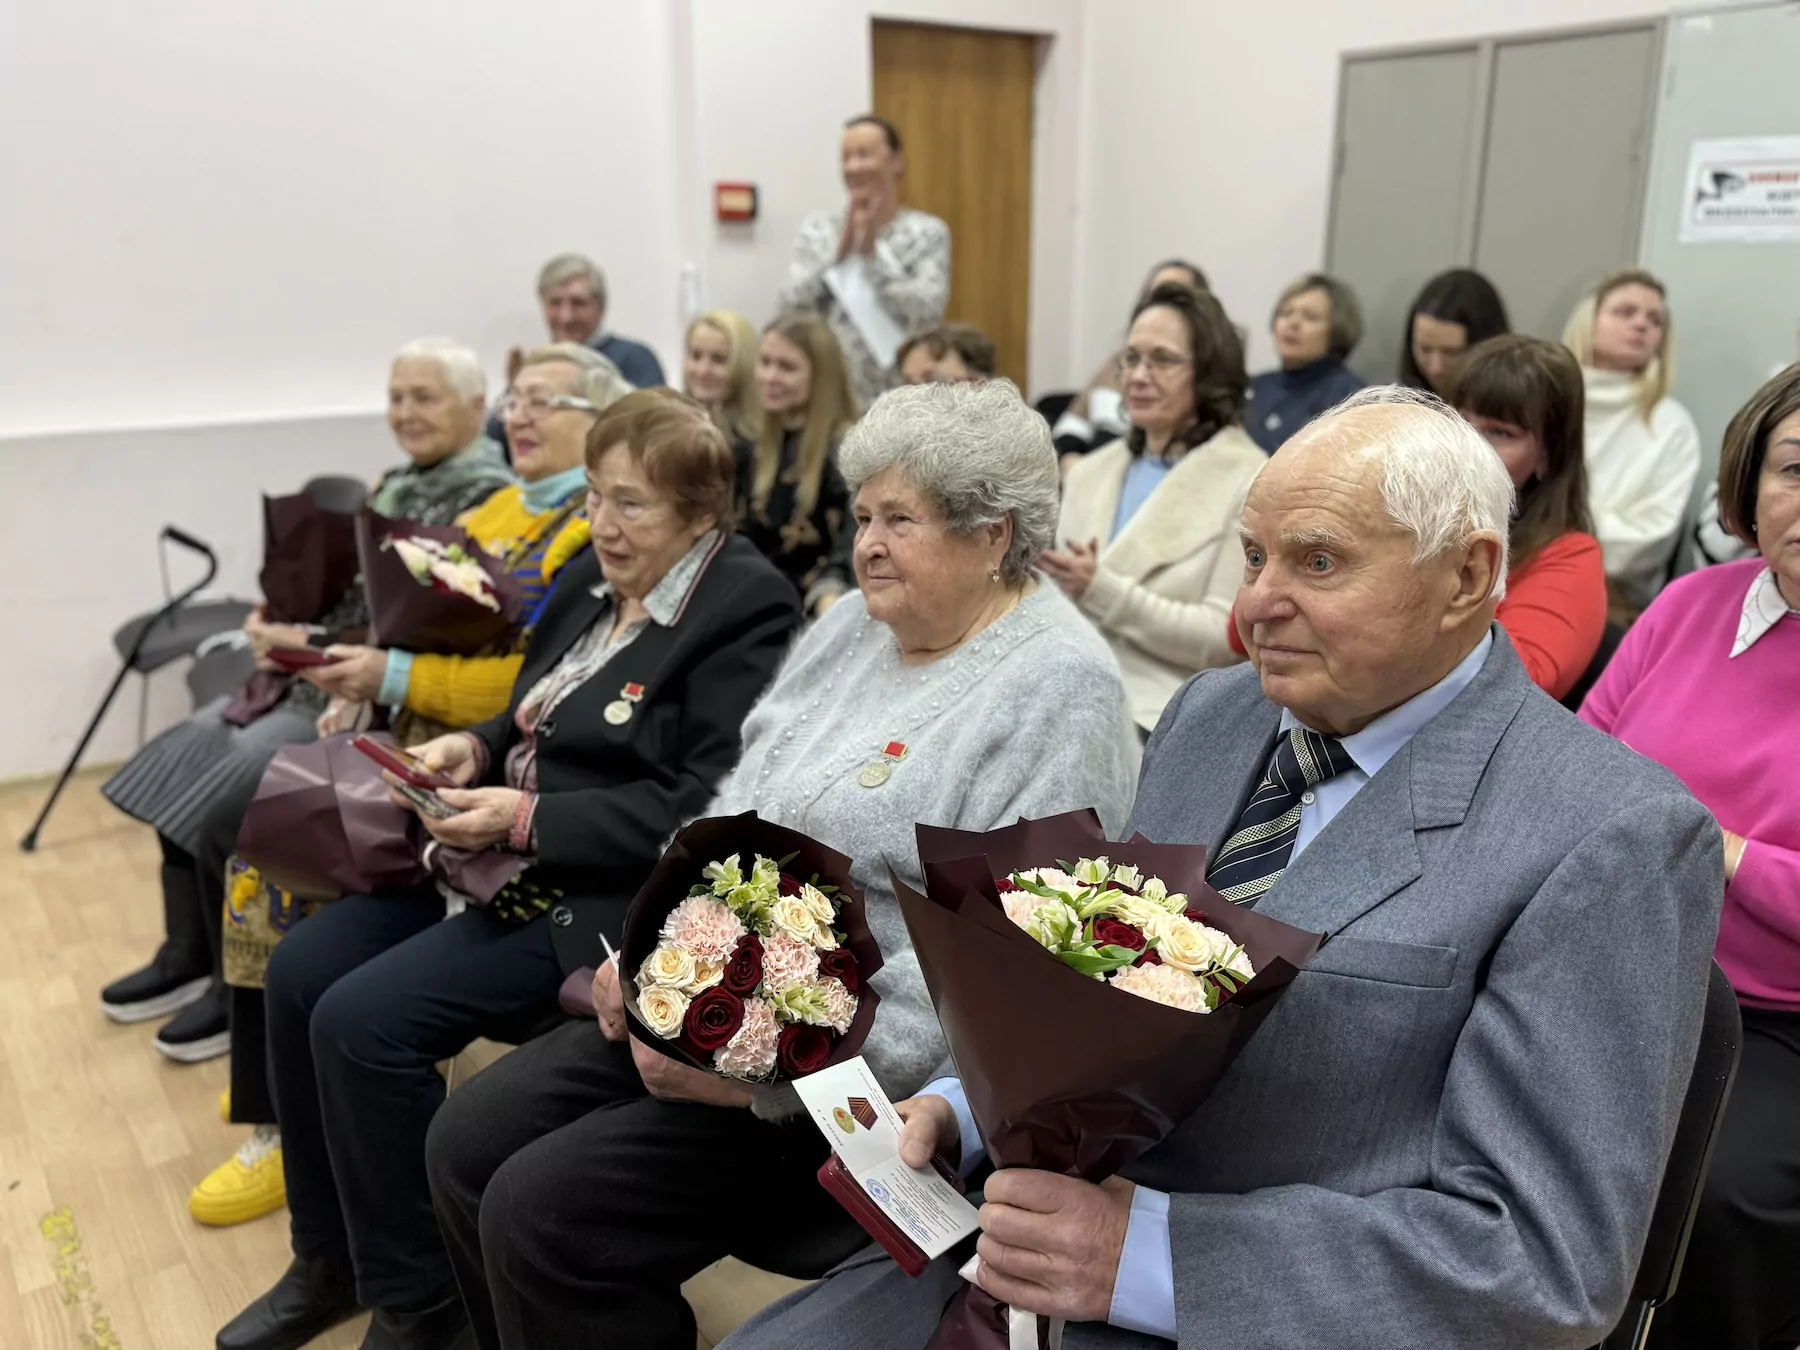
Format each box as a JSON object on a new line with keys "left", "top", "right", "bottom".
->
{"left": 837, "top": 380, "right": 1059, "bottom": 586}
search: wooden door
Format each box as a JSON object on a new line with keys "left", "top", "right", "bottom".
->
{"left": 872, "top": 20, "right": 1036, "bottom": 387}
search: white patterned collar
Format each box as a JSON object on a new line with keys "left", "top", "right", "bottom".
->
{"left": 1731, "top": 566, "right": 1797, "bottom": 658}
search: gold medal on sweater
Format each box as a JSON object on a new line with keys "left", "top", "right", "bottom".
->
{"left": 604, "top": 682, "right": 646, "bottom": 726}
{"left": 858, "top": 740, "right": 908, "bottom": 789}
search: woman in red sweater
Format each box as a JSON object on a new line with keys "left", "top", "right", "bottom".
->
{"left": 1229, "top": 339, "right": 1604, "bottom": 696}
{"left": 1446, "top": 335, "right": 1605, "bottom": 698}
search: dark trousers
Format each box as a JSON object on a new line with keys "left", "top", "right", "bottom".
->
{"left": 264, "top": 889, "right": 564, "bottom": 1309}
{"left": 156, "top": 770, "right": 261, "bottom": 979}
{"left": 1649, "top": 1005, "right": 1800, "bottom": 1350}
{"left": 229, "top": 985, "right": 274, "bottom": 1121}
{"left": 425, "top": 1018, "right": 865, "bottom": 1350}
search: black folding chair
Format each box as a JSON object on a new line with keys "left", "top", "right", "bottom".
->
{"left": 19, "top": 474, "right": 370, "bottom": 852}
{"left": 19, "top": 527, "right": 251, "bottom": 852}
{"left": 1600, "top": 962, "right": 1742, "bottom": 1349}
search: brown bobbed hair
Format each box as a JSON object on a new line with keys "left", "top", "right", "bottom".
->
{"left": 896, "top": 323, "right": 999, "bottom": 378}
{"left": 584, "top": 388, "right": 735, "bottom": 526}
{"left": 1717, "top": 361, "right": 1800, "bottom": 546}
{"left": 1127, "top": 282, "right": 1247, "bottom": 456}
{"left": 1444, "top": 334, "right": 1593, "bottom": 571}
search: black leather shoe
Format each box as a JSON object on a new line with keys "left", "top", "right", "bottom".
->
{"left": 361, "top": 1290, "right": 472, "bottom": 1350}
{"left": 217, "top": 1254, "right": 360, "bottom": 1350}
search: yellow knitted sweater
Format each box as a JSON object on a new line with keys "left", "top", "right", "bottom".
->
{"left": 400, "top": 486, "right": 590, "bottom": 728}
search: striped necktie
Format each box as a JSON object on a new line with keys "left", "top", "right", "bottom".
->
{"left": 1205, "top": 727, "right": 1358, "bottom": 906}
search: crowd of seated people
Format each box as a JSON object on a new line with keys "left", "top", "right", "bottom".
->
{"left": 87, "top": 103, "right": 1800, "bottom": 1350}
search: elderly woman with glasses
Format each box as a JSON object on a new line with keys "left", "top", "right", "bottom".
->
{"left": 1043, "top": 282, "right": 1263, "bottom": 733}
{"left": 188, "top": 343, "right": 626, "bottom": 1234}
{"left": 217, "top": 390, "right": 802, "bottom": 1350}
{"left": 423, "top": 380, "right": 1141, "bottom": 1350}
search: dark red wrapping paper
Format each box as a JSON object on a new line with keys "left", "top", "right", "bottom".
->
{"left": 222, "top": 494, "right": 361, "bottom": 727}
{"left": 618, "top": 812, "right": 885, "bottom": 1082}
{"left": 235, "top": 733, "right": 524, "bottom": 902}
{"left": 356, "top": 511, "right": 524, "bottom": 655}
{"left": 260, "top": 492, "right": 361, "bottom": 624}
{"left": 892, "top": 810, "right": 1323, "bottom": 1348}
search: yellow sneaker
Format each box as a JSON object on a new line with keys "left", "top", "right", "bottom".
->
{"left": 218, "top": 1089, "right": 230, "bottom": 1123}
{"left": 189, "top": 1126, "right": 286, "bottom": 1227}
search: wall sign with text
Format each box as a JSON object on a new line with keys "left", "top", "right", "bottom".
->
{"left": 1680, "top": 136, "right": 1800, "bottom": 243}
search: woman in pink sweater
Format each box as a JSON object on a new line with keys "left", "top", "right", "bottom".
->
{"left": 1580, "top": 362, "right": 1800, "bottom": 1350}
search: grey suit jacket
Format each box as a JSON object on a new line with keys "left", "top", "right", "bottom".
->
{"left": 1094, "top": 630, "right": 1722, "bottom": 1349}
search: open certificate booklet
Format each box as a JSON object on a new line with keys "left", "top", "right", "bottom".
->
{"left": 795, "top": 1057, "right": 980, "bottom": 1274}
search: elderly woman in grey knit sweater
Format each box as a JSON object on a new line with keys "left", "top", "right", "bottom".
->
{"left": 425, "top": 379, "right": 1140, "bottom": 1350}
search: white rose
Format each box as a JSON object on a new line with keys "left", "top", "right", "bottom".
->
{"left": 800, "top": 883, "right": 836, "bottom": 924}
{"left": 1156, "top": 916, "right": 1234, "bottom": 974}
{"left": 1109, "top": 863, "right": 1144, "bottom": 890}
{"left": 770, "top": 895, "right": 825, "bottom": 946}
{"left": 636, "top": 984, "right": 690, "bottom": 1037}
{"left": 642, "top": 943, "right": 696, "bottom": 988}
{"left": 682, "top": 957, "right": 725, "bottom": 994}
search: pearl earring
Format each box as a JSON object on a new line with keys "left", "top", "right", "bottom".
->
{"left": 989, "top": 567, "right": 1001, "bottom": 584}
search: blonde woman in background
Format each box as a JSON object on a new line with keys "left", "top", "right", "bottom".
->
{"left": 742, "top": 312, "right": 859, "bottom": 605}
{"left": 681, "top": 309, "right": 761, "bottom": 449}
{"left": 1563, "top": 269, "right": 1701, "bottom": 618}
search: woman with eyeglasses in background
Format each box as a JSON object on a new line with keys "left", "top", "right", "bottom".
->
{"left": 1043, "top": 282, "right": 1261, "bottom": 734}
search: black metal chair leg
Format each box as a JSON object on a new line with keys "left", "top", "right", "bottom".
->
{"left": 18, "top": 657, "right": 139, "bottom": 852}
{"left": 19, "top": 526, "right": 221, "bottom": 851}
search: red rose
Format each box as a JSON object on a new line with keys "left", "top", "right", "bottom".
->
{"left": 818, "top": 947, "right": 861, "bottom": 994}
{"left": 778, "top": 1023, "right": 832, "bottom": 1077}
{"left": 1092, "top": 918, "right": 1146, "bottom": 951}
{"left": 778, "top": 872, "right": 803, "bottom": 897}
{"left": 996, "top": 877, "right": 1020, "bottom": 893}
{"left": 681, "top": 987, "right": 745, "bottom": 1052}
{"left": 1136, "top": 947, "right": 1163, "bottom": 967}
{"left": 723, "top": 935, "right": 764, "bottom": 996}
{"left": 1184, "top": 908, "right": 1210, "bottom": 925}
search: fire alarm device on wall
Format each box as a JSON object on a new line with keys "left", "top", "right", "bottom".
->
{"left": 715, "top": 182, "right": 758, "bottom": 222}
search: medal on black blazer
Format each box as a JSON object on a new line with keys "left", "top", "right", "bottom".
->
{"left": 604, "top": 682, "right": 646, "bottom": 726}
{"left": 858, "top": 740, "right": 908, "bottom": 788}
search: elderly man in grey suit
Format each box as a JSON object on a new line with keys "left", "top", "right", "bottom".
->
{"left": 721, "top": 387, "right": 1724, "bottom": 1349}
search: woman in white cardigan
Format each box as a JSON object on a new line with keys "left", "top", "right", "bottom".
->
{"left": 1563, "top": 269, "right": 1701, "bottom": 617}
{"left": 1041, "top": 281, "right": 1260, "bottom": 732}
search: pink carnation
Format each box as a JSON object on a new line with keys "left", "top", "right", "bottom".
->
{"left": 661, "top": 896, "right": 746, "bottom": 964}
{"left": 1109, "top": 962, "right": 1212, "bottom": 1013}
{"left": 712, "top": 997, "right": 780, "bottom": 1080}
{"left": 761, "top": 932, "right": 820, "bottom": 994}
{"left": 1002, "top": 891, "right": 1045, "bottom": 931}
{"left": 816, "top": 977, "right": 856, "bottom": 1034}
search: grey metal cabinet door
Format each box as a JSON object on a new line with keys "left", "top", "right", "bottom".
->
{"left": 1473, "top": 25, "right": 1662, "bottom": 342}
{"left": 1327, "top": 47, "right": 1483, "bottom": 384}
{"left": 1640, "top": 2, "right": 1800, "bottom": 479}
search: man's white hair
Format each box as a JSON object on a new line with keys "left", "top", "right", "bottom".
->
{"left": 393, "top": 337, "right": 486, "bottom": 403}
{"left": 1296, "top": 385, "right": 1514, "bottom": 600}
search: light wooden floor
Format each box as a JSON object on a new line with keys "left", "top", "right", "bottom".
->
{"left": 0, "top": 774, "right": 804, "bottom": 1350}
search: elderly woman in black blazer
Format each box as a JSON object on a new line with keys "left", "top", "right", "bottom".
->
{"left": 218, "top": 390, "right": 801, "bottom": 1350}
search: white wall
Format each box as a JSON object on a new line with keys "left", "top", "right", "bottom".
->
{"left": 1073, "top": 0, "right": 1688, "bottom": 379}
{"left": 0, "top": 0, "right": 688, "bottom": 437}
